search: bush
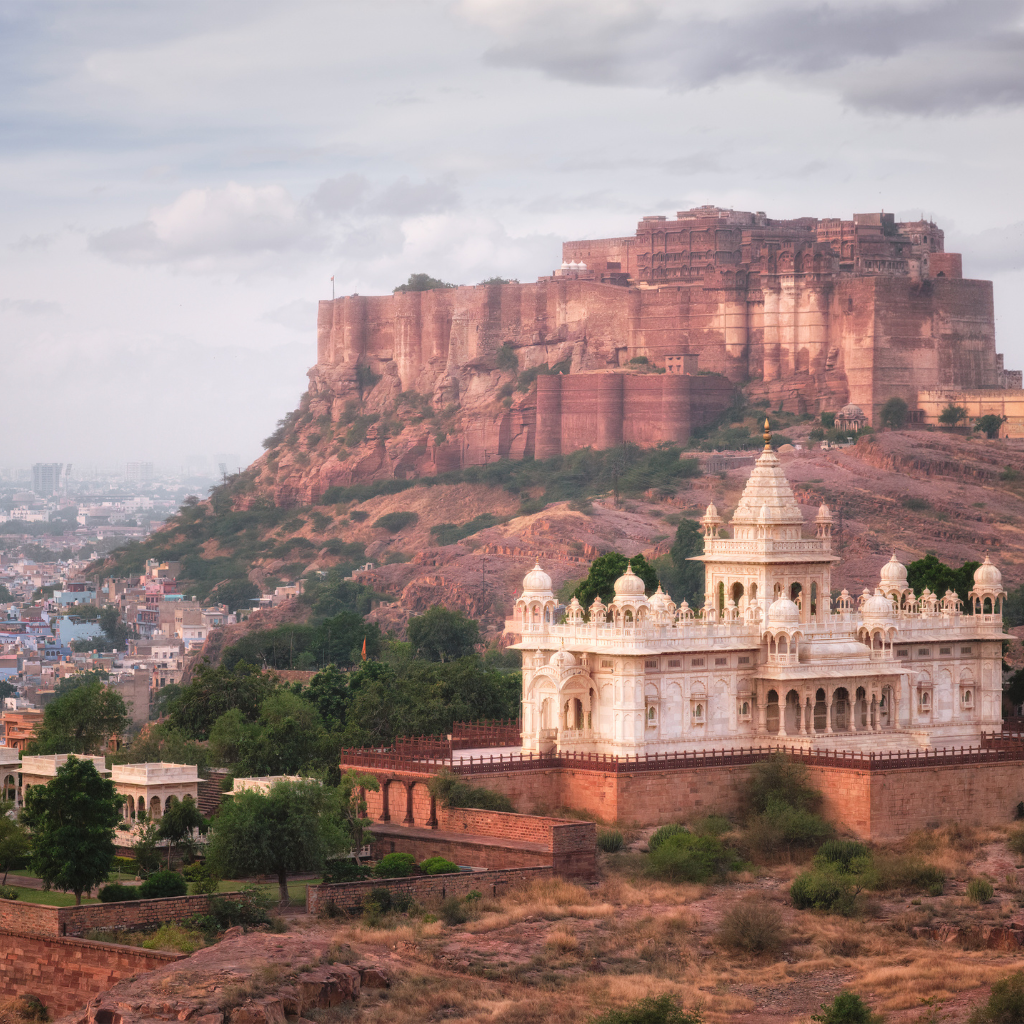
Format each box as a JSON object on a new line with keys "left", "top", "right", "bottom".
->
{"left": 372, "top": 511, "right": 418, "bottom": 534}
{"left": 419, "top": 857, "right": 460, "bottom": 875}
{"left": 0, "top": 885, "right": 19, "bottom": 900}
{"left": 597, "top": 829, "right": 625, "bottom": 853}
{"left": 691, "top": 814, "right": 732, "bottom": 838}
{"left": 748, "top": 754, "right": 822, "bottom": 813}
{"left": 374, "top": 852, "right": 416, "bottom": 878}
{"left": 649, "top": 823, "right": 688, "bottom": 852}
{"left": 363, "top": 887, "right": 415, "bottom": 924}
{"left": 790, "top": 868, "right": 859, "bottom": 916}
{"left": 208, "top": 884, "right": 271, "bottom": 929}
{"left": 97, "top": 882, "right": 139, "bottom": 903}
{"left": 646, "top": 833, "right": 742, "bottom": 883}
{"left": 969, "top": 969, "right": 1024, "bottom": 1023}
{"left": 590, "top": 993, "right": 703, "bottom": 1024}
{"left": 183, "top": 863, "right": 219, "bottom": 896}
{"left": 111, "top": 855, "right": 137, "bottom": 875}
{"left": 137, "top": 870, "right": 188, "bottom": 900}
{"left": 815, "top": 840, "right": 869, "bottom": 871}
{"left": 716, "top": 899, "right": 784, "bottom": 954}
{"left": 323, "top": 857, "right": 373, "bottom": 883}
{"left": 811, "top": 991, "right": 878, "bottom": 1024}
{"left": 870, "top": 853, "right": 944, "bottom": 895}
{"left": 1007, "top": 827, "right": 1024, "bottom": 858}
{"left": 428, "top": 770, "right": 514, "bottom": 812}
{"left": 440, "top": 895, "right": 470, "bottom": 925}
{"left": 967, "top": 877, "right": 995, "bottom": 903}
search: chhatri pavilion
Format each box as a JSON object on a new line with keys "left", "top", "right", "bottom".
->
{"left": 507, "top": 424, "right": 1008, "bottom": 755}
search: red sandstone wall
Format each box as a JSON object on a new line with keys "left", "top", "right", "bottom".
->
{"left": 370, "top": 830, "right": 552, "bottom": 872}
{"left": 306, "top": 866, "right": 553, "bottom": 914}
{"left": 0, "top": 931, "right": 183, "bottom": 1015}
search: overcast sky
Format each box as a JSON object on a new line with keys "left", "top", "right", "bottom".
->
{"left": 4, "top": 0, "right": 1024, "bottom": 474}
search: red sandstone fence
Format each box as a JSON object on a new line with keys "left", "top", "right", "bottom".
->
{"left": 341, "top": 739, "right": 1024, "bottom": 776}
{"left": 392, "top": 720, "right": 522, "bottom": 759}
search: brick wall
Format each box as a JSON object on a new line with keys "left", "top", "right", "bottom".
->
{"left": 306, "top": 866, "right": 553, "bottom": 915}
{"left": 370, "top": 831, "right": 550, "bottom": 871}
{"left": 0, "top": 890, "right": 252, "bottom": 938}
{"left": 0, "top": 929, "right": 183, "bottom": 1015}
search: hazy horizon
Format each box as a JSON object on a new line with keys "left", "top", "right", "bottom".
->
{"left": 4, "top": 0, "right": 1024, "bottom": 470}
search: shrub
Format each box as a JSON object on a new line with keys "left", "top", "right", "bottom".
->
{"left": 646, "top": 833, "right": 742, "bottom": 883}
{"left": 597, "top": 829, "right": 625, "bottom": 853}
{"left": 111, "top": 855, "right": 137, "bottom": 875}
{"left": 6, "top": 996, "right": 48, "bottom": 1023}
{"left": 323, "top": 857, "right": 373, "bottom": 883}
{"left": 747, "top": 754, "right": 822, "bottom": 813}
{"left": 374, "top": 852, "right": 416, "bottom": 878}
{"left": 790, "top": 868, "right": 858, "bottom": 916}
{"left": 692, "top": 814, "right": 732, "bottom": 837}
{"left": 811, "top": 991, "right": 878, "bottom": 1024}
{"left": 969, "top": 969, "right": 1024, "bottom": 1023}
{"left": 870, "top": 853, "right": 944, "bottom": 895}
{"left": 815, "top": 840, "right": 869, "bottom": 871}
{"left": 590, "top": 993, "right": 704, "bottom": 1024}
{"left": 0, "top": 885, "right": 18, "bottom": 900}
{"left": 967, "top": 877, "right": 995, "bottom": 903}
{"left": 419, "top": 857, "right": 460, "bottom": 875}
{"left": 372, "top": 511, "right": 418, "bottom": 534}
{"left": 137, "top": 870, "right": 188, "bottom": 900}
{"left": 184, "top": 863, "right": 219, "bottom": 896}
{"left": 97, "top": 882, "right": 139, "bottom": 903}
{"left": 649, "top": 823, "right": 688, "bottom": 852}
{"left": 208, "top": 884, "right": 270, "bottom": 929}
{"left": 1007, "top": 827, "right": 1024, "bottom": 858}
{"left": 428, "top": 770, "right": 514, "bottom": 812}
{"left": 440, "top": 895, "right": 470, "bottom": 926}
{"left": 716, "top": 899, "right": 784, "bottom": 954}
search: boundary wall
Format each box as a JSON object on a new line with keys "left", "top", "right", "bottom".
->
{"left": 306, "top": 866, "right": 553, "bottom": 915}
{"left": 0, "top": 930, "right": 184, "bottom": 1016}
{"left": 0, "top": 890, "right": 251, "bottom": 938}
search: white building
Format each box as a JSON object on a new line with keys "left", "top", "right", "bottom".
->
{"left": 507, "top": 430, "right": 1007, "bottom": 754}
{"left": 111, "top": 762, "right": 200, "bottom": 820}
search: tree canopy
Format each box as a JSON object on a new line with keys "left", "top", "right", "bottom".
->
{"left": 879, "top": 397, "right": 909, "bottom": 430}
{"left": 206, "top": 778, "right": 353, "bottom": 901}
{"left": 975, "top": 414, "right": 1007, "bottom": 439}
{"left": 0, "top": 801, "right": 30, "bottom": 884}
{"left": 21, "top": 755, "right": 122, "bottom": 904}
{"left": 26, "top": 681, "right": 129, "bottom": 755}
{"left": 167, "top": 661, "right": 278, "bottom": 740}
{"left": 658, "top": 519, "right": 705, "bottom": 608}
{"left": 572, "top": 552, "right": 660, "bottom": 611}
{"left": 407, "top": 606, "right": 480, "bottom": 662}
{"left": 157, "top": 794, "right": 208, "bottom": 868}
{"left": 393, "top": 273, "right": 456, "bottom": 292}
{"left": 906, "top": 553, "right": 980, "bottom": 607}
{"left": 939, "top": 404, "right": 968, "bottom": 427}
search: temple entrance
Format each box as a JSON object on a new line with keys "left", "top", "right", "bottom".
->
{"left": 784, "top": 690, "right": 801, "bottom": 733}
{"left": 813, "top": 688, "right": 827, "bottom": 732}
{"left": 832, "top": 687, "right": 850, "bottom": 731}
{"left": 766, "top": 690, "right": 780, "bottom": 733}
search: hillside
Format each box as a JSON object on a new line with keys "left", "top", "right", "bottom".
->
{"left": 95, "top": 405, "right": 1024, "bottom": 664}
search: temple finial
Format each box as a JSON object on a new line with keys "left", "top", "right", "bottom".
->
{"left": 763, "top": 416, "right": 772, "bottom": 450}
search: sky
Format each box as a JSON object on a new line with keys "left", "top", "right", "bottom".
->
{"left": 4, "top": 0, "right": 1024, "bottom": 474}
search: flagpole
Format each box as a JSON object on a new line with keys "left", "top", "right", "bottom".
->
{"left": 331, "top": 275, "right": 335, "bottom": 301}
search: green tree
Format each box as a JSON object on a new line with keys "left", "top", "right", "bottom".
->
{"left": 337, "top": 769, "right": 379, "bottom": 863}
{"left": 206, "top": 778, "right": 343, "bottom": 902}
{"left": 340, "top": 662, "right": 404, "bottom": 746}
{"left": 299, "top": 664, "right": 351, "bottom": 724}
{"left": 53, "top": 671, "right": 106, "bottom": 699}
{"left": 157, "top": 794, "right": 208, "bottom": 868}
{"left": 591, "top": 993, "right": 703, "bottom": 1024}
{"left": 939, "top": 403, "right": 968, "bottom": 428}
{"left": 26, "top": 681, "right": 129, "bottom": 755}
{"left": 906, "top": 553, "right": 980, "bottom": 608}
{"left": 210, "top": 578, "right": 260, "bottom": 613}
{"left": 168, "top": 661, "right": 277, "bottom": 739}
{"left": 660, "top": 518, "right": 705, "bottom": 607}
{"left": 572, "top": 552, "right": 660, "bottom": 612}
{"left": 393, "top": 273, "right": 456, "bottom": 292}
{"left": 407, "top": 606, "right": 480, "bottom": 662}
{"left": 0, "top": 583, "right": 13, "bottom": 603}
{"left": 0, "top": 680, "right": 14, "bottom": 701}
{"left": 879, "top": 397, "right": 909, "bottom": 430}
{"left": 21, "top": 755, "right": 122, "bottom": 904}
{"left": 0, "top": 801, "right": 31, "bottom": 884}
{"left": 976, "top": 414, "right": 1007, "bottom": 439}
{"left": 233, "top": 691, "right": 342, "bottom": 776}
{"left": 132, "top": 810, "right": 162, "bottom": 876}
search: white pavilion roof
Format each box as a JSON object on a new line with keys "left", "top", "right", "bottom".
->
{"left": 731, "top": 447, "right": 804, "bottom": 525}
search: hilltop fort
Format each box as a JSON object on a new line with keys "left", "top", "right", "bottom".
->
{"left": 265, "top": 204, "right": 1024, "bottom": 503}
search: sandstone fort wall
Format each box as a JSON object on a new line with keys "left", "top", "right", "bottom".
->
{"left": 0, "top": 930, "right": 183, "bottom": 1016}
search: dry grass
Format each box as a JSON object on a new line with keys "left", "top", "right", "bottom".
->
{"left": 858, "top": 955, "right": 1010, "bottom": 1011}
{"left": 544, "top": 923, "right": 580, "bottom": 954}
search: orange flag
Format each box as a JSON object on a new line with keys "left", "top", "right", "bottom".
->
{"left": 361, "top": 636, "right": 367, "bottom": 661}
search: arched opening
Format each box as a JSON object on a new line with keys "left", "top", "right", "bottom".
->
{"left": 790, "top": 581, "right": 803, "bottom": 607}
{"left": 741, "top": 701, "right": 750, "bottom": 716}
{"left": 750, "top": 582, "right": 758, "bottom": 603}
{"left": 810, "top": 581, "right": 818, "bottom": 617}
{"left": 137, "top": 796, "right": 146, "bottom": 817}
{"left": 963, "top": 689, "right": 973, "bottom": 707}
{"left": 693, "top": 702, "right": 704, "bottom": 723}
{"left": 832, "top": 687, "right": 850, "bottom": 731}
{"left": 2, "top": 774, "right": 14, "bottom": 803}
{"left": 855, "top": 686, "right": 867, "bottom": 729}
{"left": 731, "top": 582, "right": 744, "bottom": 607}
{"left": 149, "top": 796, "right": 161, "bottom": 819}
{"left": 814, "top": 688, "right": 827, "bottom": 732}
{"left": 983, "top": 597, "right": 992, "bottom": 614}
{"left": 766, "top": 690, "right": 780, "bottom": 734}
{"left": 718, "top": 581, "right": 725, "bottom": 615}
{"left": 785, "top": 690, "right": 801, "bottom": 733}
{"left": 880, "top": 687, "right": 891, "bottom": 727}
{"left": 778, "top": 634, "right": 789, "bottom": 656}
{"left": 166, "top": 795, "right": 179, "bottom": 810}
{"left": 774, "top": 582, "right": 782, "bottom": 600}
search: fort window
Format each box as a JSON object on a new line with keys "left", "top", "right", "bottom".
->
{"left": 940, "top": 647, "right": 951, "bottom": 655}
{"left": 645, "top": 660, "right": 659, "bottom": 669}
{"left": 918, "top": 648, "right": 931, "bottom": 656}
{"left": 738, "top": 656, "right": 751, "bottom": 665}
{"left": 897, "top": 649, "right": 909, "bottom": 657}
{"left": 668, "top": 659, "right": 681, "bottom": 667}
{"left": 601, "top": 660, "right": 613, "bottom": 668}
{"left": 694, "top": 704, "right": 703, "bottom": 720}
{"left": 962, "top": 689, "right": 973, "bottom": 706}
{"left": 731, "top": 581, "right": 744, "bottom": 605}
{"left": 715, "top": 657, "right": 728, "bottom": 666}
{"left": 961, "top": 646, "right": 973, "bottom": 654}
{"left": 691, "top": 657, "right": 705, "bottom": 667}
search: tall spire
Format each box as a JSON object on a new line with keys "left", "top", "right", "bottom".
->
{"left": 763, "top": 416, "right": 772, "bottom": 450}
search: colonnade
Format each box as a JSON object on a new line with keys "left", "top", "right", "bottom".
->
{"left": 756, "top": 682, "right": 897, "bottom": 737}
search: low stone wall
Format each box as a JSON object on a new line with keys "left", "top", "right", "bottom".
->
{"left": 0, "top": 890, "right": 252, "bottom": 938}
{"left": 0, "top": 929, "right": 184, "bottom": 1015}
{"left": 370, "top": 827, "right": 551, "bottom": 872}
{"left": 306, "top": 866, "right": 553, "bottom": 915}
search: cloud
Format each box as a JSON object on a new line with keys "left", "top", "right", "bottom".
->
{"left": 461, "top": 0, "right": 1024, "bottom": 115}
{"left": 0, "top": 298, "right": 62, "bottom": 315}
{"left": 261, "top": 299, "right": 317, "bottom": 332}
{"left": 370, "top": 176, "right": 461, "bottom": 217}
{"left": 955, "top": 221, "right": 1024, "bottom": 274}
{"left": 310, "top": 174, "right": 370, "bottom": 216}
